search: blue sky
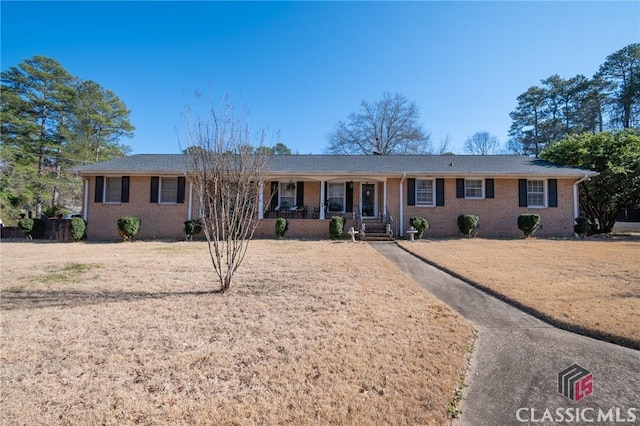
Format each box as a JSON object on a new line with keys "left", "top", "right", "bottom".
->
{"left": 2, "top": 1, "right": 639, "bottom": 155}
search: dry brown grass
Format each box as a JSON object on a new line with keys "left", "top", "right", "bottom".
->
{"left": 1, "top": 240, "right": 473, "bottom": 425}
{"left": 398, "top": 237, "right": 640, "bottom": 346}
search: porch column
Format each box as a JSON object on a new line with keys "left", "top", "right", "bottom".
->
{"left": 258, "top": 181, "right": 264, "bottom": 219}
{"left": 320, "top": 180, "right": 326, "bottom": 220}
{"left": 383, "top": 181, "right": 387, "bottom": 217}
{"left": 82, "top": 178, "right": 89, "bottom": 221}
{"left": 399, "top": 177, "right": 405, "bottom": 237}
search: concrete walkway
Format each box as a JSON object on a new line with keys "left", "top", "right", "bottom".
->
{"left": 371, "top": 243, "right": 639, "bottom": 426}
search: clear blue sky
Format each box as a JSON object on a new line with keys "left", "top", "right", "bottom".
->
{"left": 2, "top": 1, "right": 639, "bottom": 155}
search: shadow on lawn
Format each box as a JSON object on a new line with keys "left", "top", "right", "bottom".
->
{"left": 1, "top": 288, "right": 223, "bottom": 311}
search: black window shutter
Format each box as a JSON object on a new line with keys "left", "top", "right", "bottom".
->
{"left": 486, "top": 179, "right": 495, "bottom": 199}
{"left": 518, "top": 179, "right": 528, "bottom": 207}
{"left": 407, "top": 179, "right": 415, "bottom": 206}
{"left": 456, "top": 178, "right": 465, "bottom": 198}
{"left": 436, "top": 178, "right": 445, "bottom": 206}
{"left": 150, "top": 177, "right": 159, "bottom": 203}
{"left": 270, "top": 181, "right": 279, "bottom": 210}
{"left": 177, "top": 177, "right": 186, "bottom": 204}
{"left": 345, "top": 182, "right": 353, "bottom": 212}
{"left": 296, "top": 181, "right": 304, "bottom": 207}
{"left": 121, "top": 176, "right": 130, "bottom": 203}
{"left": 95, "top": 176, "right": 104, "bottom": 203}
{"left": 548, "top": 179, "right": 558, "bottom": 207}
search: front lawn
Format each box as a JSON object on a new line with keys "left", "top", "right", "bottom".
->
{"left": 1, "top": 240, "right": 473, "bottom": 425}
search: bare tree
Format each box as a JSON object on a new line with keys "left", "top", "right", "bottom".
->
{"left": 464, "top": 131, "right": 501, "bottom": 155}
{"left": 185, "top": 98, "right": 272, "bottom": 292}
{"left": 327, "top": 92, "right": 432, "bottom": 154}
{"left": 436, "top": 134, "right": 454, "bottom": 155}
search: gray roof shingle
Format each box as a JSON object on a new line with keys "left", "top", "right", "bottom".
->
{"left": 72, "top": 154, "right": 597, "bottom": 178}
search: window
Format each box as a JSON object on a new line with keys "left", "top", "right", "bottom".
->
{"left": 416, "top": 179, "right": 435, "bottom": 206}
{"left": 279, "top": 182, "right": 296, "bottom": 209}
{"left": 527, "top": 180, "right": 545, "bottom": 208}
{"left": 105, "top": 177, "right": 122, "bottom": 203}
{"left": 465, "top": 179, "right": 483, "bottom": 199}
{"left": 327, "top": 183, "right": 345, "bottom": 212}
{"left": 160, "top": 177, "right": 178, "bottom": 204}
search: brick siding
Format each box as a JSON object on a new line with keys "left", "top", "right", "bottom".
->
{"left": 83, "top": 175, "right": 577, "bottom": 240}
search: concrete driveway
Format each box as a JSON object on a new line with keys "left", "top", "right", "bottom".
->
{"left": 372, "top": 243, "right": 639, "bottom": 426}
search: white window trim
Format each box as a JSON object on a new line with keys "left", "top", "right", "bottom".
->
{"left": 415, "top": 178, "right": 436, "bottom": 207}
{"left": 104, "top": 176, "right": 122, "bottom": 204}
{"left": 327, "top": 182, "right": 346, "bottom": 213}
{"left": 159, "top": 176, "right": 179, "bottom": 205}
{"left": 278, "top": 182, "right": 297, "bottom": 209}
{"left": 527, "top": 179, "right": 547, "bottom": 208}
{"left": 465, "top": 178, "right": 485, "bottom": 200}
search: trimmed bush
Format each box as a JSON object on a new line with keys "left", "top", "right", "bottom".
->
{"left": 275, "top": 218, "right": 288, "bottom": 238}
{"left": 117, "top": 215, "right": 141, "bottom": 241}
{"left": 518, "top": 214, "right": 540, "bottom": 238}
{"left": 457, "top": 214, "right": 479, "bottom": 238}
{"left": 574, "top": 216, "right": 591, "bottom": 238}
{"left": 410, "top": 217, "right": 429, "bottom": 239}
{"left": 70, "top": 217, "right": 87, "bottom": 242}
{"left": 183, "top": 219, "right": 202, "bottom": 241}
{"left": 329, "top": 216, "right": 345, "bottom": 239}
{"left": 17, "top": 217, "right": 34, "bottom": 240}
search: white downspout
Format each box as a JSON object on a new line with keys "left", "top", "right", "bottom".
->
{"left": 187, "top": 180, "right": 194, "bottom": 220}
{"left": 82, "top": 177, "right": 89, "bottom": 221}
{"left": 399, "top": 173, "right": 406, "bottom": 237}
{"left": 573, "top": 174, "right": 590, "bottom": 220}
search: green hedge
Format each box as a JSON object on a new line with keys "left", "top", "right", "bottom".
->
{"left": 410, "top": 217, "right": 429, "bottom": 239}
{"left": 329, "top": 216, "right": 345, "bottom": 239}
{"left": 275, "top": 218, "right": 288, "bottom": 238}
{"left": 70, "top": 217, "right": 87, "bottom": 242}
{"left": 518, "top": 214, "right": 540, "bottom": 238}
{"left": 117, "top": 216, "right": 141, "bottom": 241}
{"left": 457, "top": 214, "right": 479, "bottom": 238}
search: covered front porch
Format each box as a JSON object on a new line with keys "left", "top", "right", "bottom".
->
{"left": 260, "top": 176, "right": 393, "bottom": 222}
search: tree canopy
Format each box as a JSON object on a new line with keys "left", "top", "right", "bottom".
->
{"left": 463, "top": 131, "right": 501, "bottom": 155}
{"left": 540, "top": 129, "right": 640, "bottom": 233}
{"left": 326, "top": 92, "right": 432, "bottom": 155}
{"left": 1, "top": 56, "right": 133, "bottom": 223}
{"left": 509, "top": 44, "right": 639, "bottom": 156}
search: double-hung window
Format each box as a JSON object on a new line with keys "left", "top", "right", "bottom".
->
{"left": 160, "top": 177, "right": 178, "bottom": 204}
{"left": 527, "top": 180, "right": 545, "bottom": 208}
{"left": 465, "top": 179, "right": 483, "bottom": 199}
{"left": 327, "top": 183, "right": 345, "bottom": 212}
{"left": 416, "top": 179, "right": 435, "bottom": 207}
{"left": 105, "top": 177, "right": 122, "bottom": 203}
{"left": 279, "top": 182, "right": 296, "bottom": 209}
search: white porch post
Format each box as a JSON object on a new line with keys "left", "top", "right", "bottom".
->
{"left": 258, "top": 181, "right": 264, "bottom": 219}
{"left": 399, "top": 175, "right": 406, "bottom": 237}
{"left": 320, "top": 180, "right": 326, "bottom": 220}
{"left": 383, "top": 180, "right": 387, "bottom": 217}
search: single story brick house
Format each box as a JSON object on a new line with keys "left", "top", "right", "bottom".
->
{"left": 72, "top": 154, "right": 597, "bottom": 240}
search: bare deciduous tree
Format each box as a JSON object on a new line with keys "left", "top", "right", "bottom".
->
{"left": 464, "top": 131, "right": 501, "bottom": 155}
{"left": 327, "top": 92, "right": 432, "bottom": 155}
{"left": 185, "top": 99, "right": 272, "bottom": 292}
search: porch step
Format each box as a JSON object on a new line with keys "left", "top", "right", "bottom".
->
{"left": 360, "top": 220, "right": 395, "bottom": 242}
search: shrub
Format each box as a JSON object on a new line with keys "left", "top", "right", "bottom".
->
{"left": 117, "top": 215, "right": 141, "bottom": 241}
{"left": 184, "top": 219, "right": 203, "bottom": 241}
{"left": 17, "top": 217, "right": 34, "bottom": 240}
{"left": 518, "top": 214, "right": 540, "bottom": 238}
{"left": 457, "top": 214, "right": 479, "bottom": 238}
{"left": 574, "top": 216, "right": 591, "bottom": 238}
{"left": 70, "top": 217, "right": 87, "bottom": 242}
{"left": 329, "top": 216, "right": 345, "bottom": 239}
{"left": 410, "top": 217, "right": 429, "bottom": 239}
{"left": 275, "top": 218, "right": 288, "bottom": 238}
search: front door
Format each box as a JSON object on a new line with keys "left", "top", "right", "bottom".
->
{"left": 361, "top": 183, "right": 376, "bottom": 218}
